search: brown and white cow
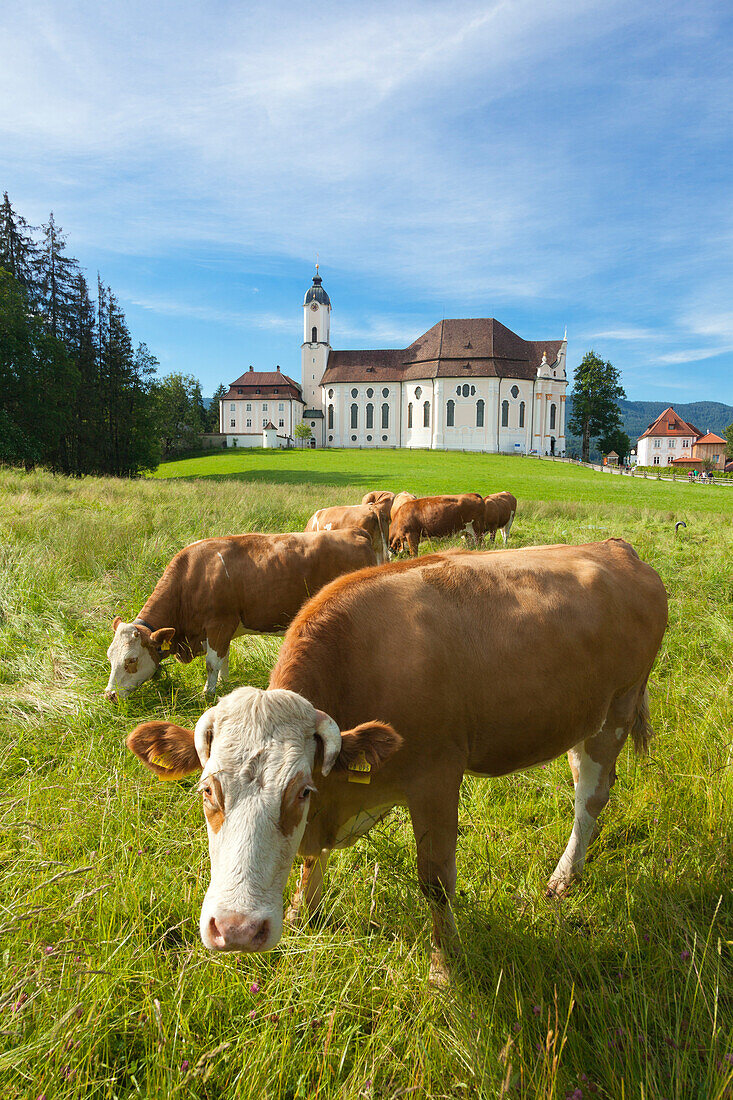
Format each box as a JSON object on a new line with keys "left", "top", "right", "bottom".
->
{"left": 127, "top": 539, "right": 667, "bottom": 983}
{"left": 484, "top": 491, "right": 517, "bottom": 545}
{"left": 361, "top": 490, "right": 395, "bottom": 511}
{"left": 390, "top": 491, "right": 416, "bottom": 520}
{"left": 389, "top": 493, "right": 486, "bottom": 556}
{"left": 305, "top": 504, "right": 389, "bottom": 564}
{"left": 105, "top": 530, "right": 377, "bottom": 701}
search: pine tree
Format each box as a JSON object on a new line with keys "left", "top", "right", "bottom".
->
{"left": 0, "top": 192, "right": 39, "bottom": 297}
{"left": 38, "top": 212, "right": 78, "bottom": 340}
{"left": 155, "top": 373, "right": 207, "bottom": 456}
{"left": 568, "top": 351, "right": 626, "bottom": 463}
{"left": 207, "top": 383, "right": 227, "bottom": 432}
{"left": 68, "top": 271, "right": 102, "bottom": 474}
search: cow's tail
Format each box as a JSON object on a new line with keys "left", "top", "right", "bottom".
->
{"left": 630, "top": 682, "right": 654, "bottom": 756}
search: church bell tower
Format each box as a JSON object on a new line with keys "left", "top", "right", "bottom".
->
{"left": 301, "top": 266, "right": 331, "bottom": 412}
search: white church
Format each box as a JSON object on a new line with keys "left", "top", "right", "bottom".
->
{"left": 221, "top": 269, "right": 568, "bottom": 453}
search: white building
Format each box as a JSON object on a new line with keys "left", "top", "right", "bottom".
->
{"left": 219, "top": 366, "right": 305, "bottom": 448}
{"left": 636, "top": 407, "right": 701, "bottom": 467}
{"left": 300, "top": 269, "right": 568, "bottom": 453}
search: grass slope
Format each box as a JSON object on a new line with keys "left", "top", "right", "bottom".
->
{"left": 1, "top": 459, "right": 732, "bottom": 1100}
{"left": 154, "top": 448, "right": 733, "bottom": 518}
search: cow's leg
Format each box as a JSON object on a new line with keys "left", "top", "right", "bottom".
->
{"left": 408, "top": 532, "right": 420, "bottom": 557}
{"left": 546, "top": 724, "right": 624, "bottom": 898}
{"left": 203, "top": 619, "right": 238, "bottom": 695}
{"left": 285, "top": 850, "right": 330, "bottom": 924}
{"left": 489, "top": 528, "right": 497, "bottom": 545}
{"left": 501, "top": 511, "right": 515, "bottom": 545}
{"left": 409, "top": 780, "right": 461, "bottom": 986}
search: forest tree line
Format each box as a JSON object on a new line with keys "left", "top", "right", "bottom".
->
{"left": 0, "top": 193, "right": 219, "bottom": 475}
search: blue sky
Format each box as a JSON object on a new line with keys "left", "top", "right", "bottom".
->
{"left": 2, "top": 0, "right": 732, "bottom": 402}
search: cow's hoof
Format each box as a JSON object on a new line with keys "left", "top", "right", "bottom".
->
{"left": 545, "top": 877, "right": 570, "bottom": 899}
{"left": 284, "top": 905, "right": 302, "bottom": 926}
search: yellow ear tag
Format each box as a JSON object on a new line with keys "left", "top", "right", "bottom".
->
{"left": 160, "top": 640, "right": 171, "bottom": 652}
{"left": 347, "top": 751, "right": 371, "bottom": 784}
{"left": 150, "top": 752, "right": 173, "bottom": 776}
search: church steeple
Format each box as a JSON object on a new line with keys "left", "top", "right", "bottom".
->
{"left": 301, "top": 265, "right": 331, "bottom": 416}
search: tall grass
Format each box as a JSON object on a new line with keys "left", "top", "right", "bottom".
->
{"left": 0, "top": 463, "right": 731, "bottom": 1100}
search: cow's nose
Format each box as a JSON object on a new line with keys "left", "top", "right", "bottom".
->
{"left": 207, "top": 914, "right": 271, "bottom": 952}
{"left": 104, "top": 689, "right": 118, "bottom": 703}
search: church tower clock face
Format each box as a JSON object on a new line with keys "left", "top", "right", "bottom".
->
{"left": 310, "top": 303, "right": 318, "bottom": 312}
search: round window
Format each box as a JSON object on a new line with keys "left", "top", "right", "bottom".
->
{"left": 511, "top": 385, "right": 519, "bottom": 399}
{"left": 351, "top": 388, "right": 358, "bottom": 398}
{"left": 351, "top": 435, "right": 357, "bottom": 442}
{"left": 311, "top": 422, "right": 316, "bottom": 427}
{"left": 415, "top": 385, "right": 422, "bottom": 399}
{"left": 328, "top": 388, "right": 333, "bottom": 399}
{"left": 382, "top": 435, "right": 388, "bottom": 442}
{"left": 382, "top": 388, "right": 389, "bottom": 397}
{"left": 366, "top": 387, "right": 374, "bottom": 398}
{"left": 328, "top": 435, "right": 333, "bottom": 442}
{"left": 366, "top": 434, "right": 372, "bottom": 442}
{"left": 462, "top": 384, "right": 470, "bottom": 397}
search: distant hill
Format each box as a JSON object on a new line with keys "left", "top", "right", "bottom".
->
{"left": 565, "top": 398, "right": 733, "bottom": 460}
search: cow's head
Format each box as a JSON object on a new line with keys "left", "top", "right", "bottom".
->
{"left": 126, "top": 687, "right": 401, "bottom": 953}
{"left": 105, "top": 618, "right": 175, "bottom": 701}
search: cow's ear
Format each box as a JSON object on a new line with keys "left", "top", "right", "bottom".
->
{"left": 150, "top": 627, "right": 175, "bottom": 650}
{"left": 332, "top": 721, "right": 402, "bottom": 775}
{"left": 112, "top": 616, "right": 122, "bottom": 632}
{"left": 127, "top": 721, "right": 201, "bottom": 781}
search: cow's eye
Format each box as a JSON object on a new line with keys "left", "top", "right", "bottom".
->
{"left": 300, "top": 786, "right": 316, "bottom": 801}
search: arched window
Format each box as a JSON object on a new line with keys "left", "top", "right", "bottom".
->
{"left": 476, "top": 399, "right": 484, "bottom": 427}
{"left": 446, "top": 399, "right": 455, "bottom": 427}
{"left": 327, "top": 404, "right": 334, "bottom": 430}
{"left": 350, "top": 403, "right": 358, "bottom": 429}
{"left": 462, "top": 383, "right": 470, "bottom": 397}
{"left": 381, "top": 403, "right": 389, "bottom": 429}
{"left": 423, "top": 401, "right": 430, "bottom": 428}
{"left": 519, "top": 401, "right": 525, "bottom": 428}
{"left": 550, "top": 403, "right": 557, "bottom": 430}
{"left": 501, "top": 400, "right": 509, "bottom": 427}
{"left": 311, "top": 326, "right": 317, "bottom": 343}
{"left": 407, "top": 402, "right": 413, "bottom": 428}
{"left": 366, "top": 403, "right": 374, "bottom": 429}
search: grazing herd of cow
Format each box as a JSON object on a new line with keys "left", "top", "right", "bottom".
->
{"left": 115, "top": 485, "right": 668, "bottom": 984}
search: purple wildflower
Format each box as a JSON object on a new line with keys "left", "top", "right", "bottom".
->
{"left": 643, "top": 934, "right": 650, "bottom": 943}
{"left": 248, "top": 1009, "right": 256, "bottom": 1021}
{"left": 532, "top": 1005, "right": 541, "bottom": 1016}
{"left": 44, "top": 946, "right": 54, "bottom": 956}
{"left": 681, "top": 950, "right": 691, "bottom": 962}
{"left": 180, "top": 1060, "right": 189, "bottom": 1072}
{"left": 250, "top": 982, "right": 260, "bottom": 994}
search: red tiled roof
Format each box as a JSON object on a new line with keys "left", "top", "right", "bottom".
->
{"left": 321, "top": 318, "right": 564, "bottom": 385}
{"left": 694, "top": 432, "right": 726, "bottom": 445}
{"left": 672, "top": 456, "right": 704, "bottom": 465}
{"left": 638, "top": 407, "right": 699, "bottom": 440}
{"left": 224, "top": 369, "right": 303, "bottom": 402}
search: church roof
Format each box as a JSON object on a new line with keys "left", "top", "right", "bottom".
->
{"left": 320, "top": 318, "right": 563, "bottom": 385}
{"left": 304, "top": 272, "right": 331, "bottom": 307}
{"left": 223, "top": 368, "right": 303, "bottom": 402}
{"left": 637, "top": 407, "right": 700, "bottom": 440}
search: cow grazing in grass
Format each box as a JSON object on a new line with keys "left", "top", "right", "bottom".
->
{"left": 484, "top": 491, "right": 517, "bottom": 545}
{"left": 390, "top": 491, "right": 416, "bottom": 520}
{"left": 105, "top": 530, "right": 377, "bottom": 701}
{"left": 126, "top": 539, "right": 667, "bottom": 983}
{"left": 304, "top": 504, "right": 390, "bottom": 564}
{"left": 389, "top": 493, "right": 486, "bottom": 556}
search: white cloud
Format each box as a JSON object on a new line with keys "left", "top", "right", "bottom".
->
{"left": 655, "top": 346, "right": 732, "bottom": 365}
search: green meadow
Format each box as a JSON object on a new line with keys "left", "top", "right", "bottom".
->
{"left": 1, "top": 451, "right": 732, "bottom": 1099}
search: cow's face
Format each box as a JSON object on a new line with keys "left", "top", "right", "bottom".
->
{"left": 105, "top": 618, "right": 173, "bottom": 701}
{"left": 126, "top": 687, "right": 401, "bottom": 953}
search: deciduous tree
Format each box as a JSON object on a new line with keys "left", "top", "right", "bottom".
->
{"left": 568, "top": 351, "right": 626, "bottom": 463}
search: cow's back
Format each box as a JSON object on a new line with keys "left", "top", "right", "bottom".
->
{"left": 271, "top": 540, "right": 667, "bottom": 777}
{"left": 390, "top": 494, "right": 484, "bottom": 539}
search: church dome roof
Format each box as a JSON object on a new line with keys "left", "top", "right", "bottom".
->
{"left": 304, "top": 271, "right": 331, "bottom": 307}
